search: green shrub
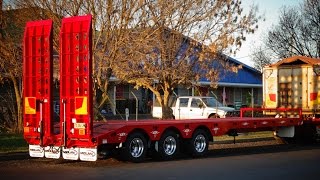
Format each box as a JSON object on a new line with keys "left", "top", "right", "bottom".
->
{"left": 0, "top": 134, "right": 28, "bottom": 153}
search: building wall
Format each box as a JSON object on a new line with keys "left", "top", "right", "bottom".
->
{"left": 191, "top": 86, "right": 262, "bottom": 109}
{"left": 103, "top": 57, "right": 264, "bottom": 115}
{"left": 105, "top": 84, "right": 152, "bottom": 115}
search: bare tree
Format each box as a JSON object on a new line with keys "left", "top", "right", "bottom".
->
{"left": 15, "top": 0, "right": 148, "bottom": 120}
{"left": 0, "top": 7, "right": 24, "bottom": 132}
{"left": 112, "top": 0, "right": 260, "bottom": 119}
{"left": 251, "top": 46, "right": 274, "bottom": 72}
{"left": 302, "top": 0, "right": 320, "bottom": 57}
{"left": 0, "top": 89, "right": 19, "bottom": 132}
{"left": 11, "top": 0, "right": 260, "bottom": 121}
{"left": 266, "top": 0, "right": 320, "bottom": 59}
{"left": 0, "top": 0, "right": 2, "bottom": 22}
{"left": 88, "top": 1, "right": 148, "bottom": 118}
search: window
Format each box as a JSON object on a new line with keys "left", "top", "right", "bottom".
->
{"left": 179, "top": 98, "right": 189, "bottom": 107}
{"left": 191, "top": 98, "right": 202, "bottom": 108}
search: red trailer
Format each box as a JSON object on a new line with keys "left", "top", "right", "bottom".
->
{"left": 22, "top": 15, "right": 320, "bottom": 162}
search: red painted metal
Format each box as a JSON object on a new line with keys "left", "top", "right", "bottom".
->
{"left": 239, "top": 107, "right": 302, "bottom": 118}
{"left": 88, "top": 115, "right": 303, "bottom": 147}
{"left": 310, "top": 92, "right": 318, "bottom": 101}
{"left": 23, "top": 20, "right": 53, "bottom": 146}
{"left": 268, "top": 94, "right": 276, "bottom": 102}
{"left": 59, "top": 15, "right": 93, "bottom": 147}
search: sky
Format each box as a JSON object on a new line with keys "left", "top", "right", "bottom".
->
{"left": 233, "top": 0, "right": 302, "bottom": 67}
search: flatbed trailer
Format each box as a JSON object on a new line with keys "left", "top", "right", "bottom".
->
{"left": 22, "top": 15, "right": 320, "bottom": 162}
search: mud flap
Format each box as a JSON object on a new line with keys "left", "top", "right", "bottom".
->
{"left": 80, "top": 148, "right": 98, "bottom": 161}
{"left": 44, "top": 146, "right": 61, "bottom": 159}
{"left": 275, "top": 126, "right": 295, "bottom": 138}
{"left": 62, "top": 147, "right": 79, "bottom": 160}
{"left": 29, "top": 145, "right": 44, "bottom": 158}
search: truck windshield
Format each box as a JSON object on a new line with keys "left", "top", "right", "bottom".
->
{"left": 201, "top": 97, "right": 223, "bottom": 107}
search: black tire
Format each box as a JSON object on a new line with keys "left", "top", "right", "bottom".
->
{"left": 279, "top": 125, "right": 319, "bottom": 144}
{"left": 156, "top": 130, "right": 180, "bottom": 160}
{"left": 121, "top": 132, "right": 148, "bottom": 163}
{"left": 281, "top": 137, "right": 296, "bottom": 144}
{"left": 188, "top": 129, "right": 209, "bottom": 157}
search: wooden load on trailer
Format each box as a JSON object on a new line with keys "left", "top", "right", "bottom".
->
{"left": 262, "top": 56, "right": 320, "bottom": 143}
{"left": 22, "top": 15, "right": 320, "bottom": 163}
{"left": 263, "top": 56, "right": 320, "bottom": 118}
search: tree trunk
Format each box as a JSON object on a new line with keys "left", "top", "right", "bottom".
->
{"left": 93, "top": 83, "right": 109, "bottom": 121}
{"left": 10, "top": 73, "right": 23, "bottom": 133}
{"left": 154, "top": 88, "right": 173, "bottom": 119}
{"left": 94, "top": 66, "right": 112, "bottom": 121}
{"left": 161, "top": 105, "right": 173, "bottom": 119}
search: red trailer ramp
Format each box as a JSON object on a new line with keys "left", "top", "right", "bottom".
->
{"left": 23, "top": 19, "right": 55, "bottom": 158}
{"left": 59, "top": 15, "right": 95, "bottom": 161}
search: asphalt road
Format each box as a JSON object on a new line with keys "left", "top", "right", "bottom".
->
{"left": 1, "top": 141, "right": 320, "bottom": 180}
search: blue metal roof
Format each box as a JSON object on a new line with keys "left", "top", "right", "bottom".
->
{"left": 219, "top": 66, "right": 262, "bottom": 84}
{"left": 104, "top": 30, "right": 262, "bottom": 87}
{"left": 199, "top": 56, "right": 262, "bottom": 86}
{"left": 177, "top": 38, "right": 262, "bottom": 86}
{"left": 220, "top": 56, "right": 261, "bottom": 84}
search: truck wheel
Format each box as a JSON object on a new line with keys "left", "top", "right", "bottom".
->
{"left": 156, "top": 130, "right": 180, "bottom": 160}
{"left": 188, "top": 129, "right": 209, "bottom": 157}
{"left": 121, "top": 132, "right": 147, "bottom": 163}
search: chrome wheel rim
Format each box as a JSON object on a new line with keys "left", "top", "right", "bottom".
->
{"left": 163, "top": 136, "right": 177, "bottom": 155}
{"left": 194, "top": 134, "right": 206, "bottom": 153}
{"left": 129, "top": 138, "right": 144, "bottom": 158}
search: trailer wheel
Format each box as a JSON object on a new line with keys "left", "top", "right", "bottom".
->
{"left": 188, "top": 129, "right": 209, "bottom": 157}
{"left": 121, "top": 132, "right": 147, "bottom": 163}
{"left": 156, "top": 130, "right": 180, "bottom": 160}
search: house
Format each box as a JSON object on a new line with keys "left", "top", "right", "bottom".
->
{"left": 98, "top": 28, "right": 263, "bottom": 115}
{"left": 103, "top": 56, "right": 263, "bottom": 115}
{"left": 205, "top": 56, "right": 262, "bottom": 109}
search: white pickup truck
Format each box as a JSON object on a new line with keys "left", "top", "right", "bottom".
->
{"left": 152, "top": 96, "right": 235, "bottom": 119}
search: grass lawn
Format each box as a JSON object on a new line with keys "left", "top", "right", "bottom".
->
{"left": 0, "top": 134, "right": 28, "bottom": 153}
{"left": 0, "top": 131, "right": 274, "bottom": 153}
{"left": 214, "top": 131, "right": 274, "bottom": 142}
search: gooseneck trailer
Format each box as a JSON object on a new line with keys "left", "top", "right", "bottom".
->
{"left": 23, "top": 15, "right": 320, "bottom": 162}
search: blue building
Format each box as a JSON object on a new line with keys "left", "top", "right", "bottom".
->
{"left": 104, "top": 55, "right": 262, "bottom": 115}
{"left": 172, "top": 56, "right": 262, "bottom": 110}
{"left": 98, "top": 28, "right": 263, "bottom": 115}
